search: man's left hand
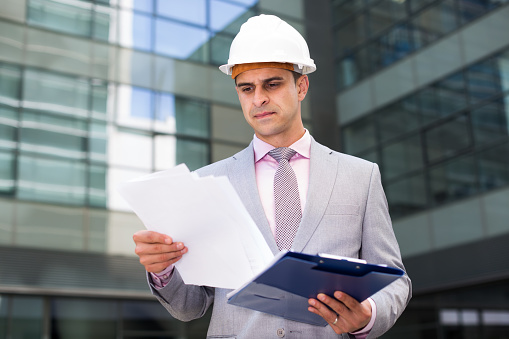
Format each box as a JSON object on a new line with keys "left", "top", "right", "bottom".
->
{"left": 308, "top": 291, "right": 372, "bottom": 334}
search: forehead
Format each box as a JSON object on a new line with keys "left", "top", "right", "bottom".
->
{"left": 235, "top": 67, "right": 292, "bottom": 83}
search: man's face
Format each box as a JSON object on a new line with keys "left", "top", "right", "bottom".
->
{"left": 235, "top": 68, "right": 309, "bottom": 147}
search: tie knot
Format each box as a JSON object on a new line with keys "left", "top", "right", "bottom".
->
{"left": 269, "top": 147, "right": 297, "bottom": 163}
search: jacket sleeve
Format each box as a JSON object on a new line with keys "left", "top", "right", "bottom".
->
{"left": 148, "top": 268, "right": 214, "bottom": 322}
{"left": 361, "top": 164, "right": 412, "bottom": 338}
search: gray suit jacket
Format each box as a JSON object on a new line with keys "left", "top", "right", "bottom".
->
{"left": 150, "top": 138, "right": 411, "bottom": 339}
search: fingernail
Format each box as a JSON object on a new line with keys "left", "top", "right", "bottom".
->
{"left": 318, "top": 294, "right": 326, "bottom": 301}
{"left": 176, "top": 242, "right": 183, "bottom": 249}
{"left": 165, "top": 238, "right": 172, "bottom": 244}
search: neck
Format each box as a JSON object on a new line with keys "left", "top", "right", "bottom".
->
{"left": 257, "top": 128, "right": 306, "bottom": 148}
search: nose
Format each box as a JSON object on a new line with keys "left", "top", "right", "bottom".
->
{"left": 253, "top": 87, "right": 269, "bottom": 107}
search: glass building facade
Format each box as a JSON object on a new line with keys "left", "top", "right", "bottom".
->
{"left": 1, "top": 0, "right": 509, "bottom": 338}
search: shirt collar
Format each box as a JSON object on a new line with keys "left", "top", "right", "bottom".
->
{"left": 253, "top": 130, "right": 311, "bottom": 162}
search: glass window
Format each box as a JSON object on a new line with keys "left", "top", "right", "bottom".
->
{"left": 467, "top": 58, "right": 503, "bottom": 104}
{"left": 19, "top": 111, "right": 87, "bottom": 160}
{"left": 430, "top": 155, "right": 478, "bottom": 205}
{"left": 155, "top": 19, "right": 209, "bottom": 62}
{"left": 116, "top": 85, "right": 153, "bottom": 130}
{"left": 211, "top": 33, "right": 234, "bottom": 66}
{"left": 210, "top": 0, "right": 255, "bottom": 34}
{"left": 0, "top": 106, "right": 17, "bottom": 151}
{"left": 17, "top": 155, "right": 87, "bottom": 205}
{"left": 51, "top": 298, "right": 117, "bottom": 339}
{"left": 418, "top": 87, "right": 440, "bottom": 125}
{"left": 411, "top": 0, "right": 457, "bottom": 47}
{"left": 471, "top": 98, "right": 509, "bottom": 146}
{"left": 23, "top": 69, "right": 89, "bottom": 118}
{"left": 91, "top": 81, "right": 109, "bottom": 120}
{"left": 0, "top": 295, "right": 7, "bottom": 337}
{"left": 89, "top": 121, "right": 108, "bottom": 163}
{"left": 458, "top": 0, "right": 498, "bottom": 24}
{"left": 0, "top": 151, "right": 15, "bottom": 194}
{"left": 175, "top": 98, "right": 209, "bottom": 138}
{"left": 93, "top": 5, "right": 117, "bottom": 42}
{"left": 109, "top": 128, "right": 153, "bottom": 170}
{"left": 11, "top": 296, "right": 44, "bottom": 339}
{"left": 0, "top": 64, "right": 21, "bottom": 107}
{"left": 118, "top": 10, "right": 152, "bottom": 51}
{"left": 479, "top": 142, "right": 509, "bottom": 191}
{"left": 118, "top": 0, "right": 154, "bottom": 13}
{"left": 371, "top": 24, "right": 413, "bottom": 70}
{"left": 334, "top": 15, "right": 368, "bottom": 56}
{"left": 154, "top": 92, "right": 176, "bottom": 133}
{"left": 89, "top": 164, "right": 107, "bottom": 207}
{"left": 27, "top": 0, "right": 93, "bottom": 37}
{"left": 122, "top": 300, "right": 182, "bottom": 335}
{"left": 378, "top": 95, "right": 421, "bottom": 142}
{"left": 332, "top": 0, "right": 365, "bottom": 25}
{"left": 156, "top": 0, "right": 206, "bottom": 26}
{"left": 425, "top": 114, "right": 471, "bottom": 163}
{"left": 381, "top": 134, "right": 423, "bottom": 180}
{"left": 176, "top": 139, "right": 209, "bottom": 171}
{"left": 342, "top": 115, "right": 377, "bottom": 155}
{"left": 368, "top": 0, "right": 407, "bottom": 37}
{"left": 435, "top": 72, "right": 468, "bottom": 117}
{"left": 385, "top": 172, "right": 428, "bottom": 219}
{"left": 338, "top": 45, "right": 372, "bottom": 89}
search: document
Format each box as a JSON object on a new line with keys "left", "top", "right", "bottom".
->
{"left": 227, "top": 251, "right": 405, "bottom": 326}
{"left": 118, "top": 164, "right": 273, "bottom": 289}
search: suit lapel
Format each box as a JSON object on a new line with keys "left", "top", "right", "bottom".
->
{"left": 227, "top": 144, "right": 280, "bottom": 254}
{"left": 291, "top": 139, "right": 338, "bottom": 252}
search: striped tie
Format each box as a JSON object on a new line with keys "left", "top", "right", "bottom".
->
{"left": 268, "top": 147, "right": 302, "bottom": 251}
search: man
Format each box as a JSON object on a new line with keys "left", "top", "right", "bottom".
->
{"left": 133, "top": 14, "right": 411, "bottom": 338}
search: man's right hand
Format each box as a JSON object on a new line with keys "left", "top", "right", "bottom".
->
{"left": 133, "top": 230, "right": 188, "bottom": 273}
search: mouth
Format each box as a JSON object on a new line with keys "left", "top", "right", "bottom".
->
{"left": 254, "top": 111, "right": 276, "bottom": 119}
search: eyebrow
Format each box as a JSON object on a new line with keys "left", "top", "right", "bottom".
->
{"left": 236, "top": 76, "right": 285, "bottom": 88}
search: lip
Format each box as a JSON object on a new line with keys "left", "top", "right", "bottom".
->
{"left": 254, "top": 111, "right": 275, "bottom": 119}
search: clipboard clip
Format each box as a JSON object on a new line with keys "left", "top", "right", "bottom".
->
{"left": 317, "top": 253, "right": 367, "bottom": 264}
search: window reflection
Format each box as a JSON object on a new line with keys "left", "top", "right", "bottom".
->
{"left": 479, "top": 142, "right": 509, "bottom": 191}
{"left": 467, "top": 58, "right": 503, "bottom": 104}
{"left": 118, "top": 10, "right": 152, "bottom": 51}
{"left": 11, "top": 296, "right": 43, "bottom": 339}
{"left": 378, "top": 95, "right": 421, "bottom": 142}
{"left": 210, "top": 0, "right": 255, "bottom": 34}
{"left": 23, "top": 69, "right": 89, "bottom": 118}
{"left": 17, "top": 155, "right": 87, "bottom": 205}
{"left": 51, "top": 298, "right": 117, "bottom": 339}
{"left": 382, "top": 135, "right": 423, "bottom": 180}
{"left": 27, "top": 0, "right": 93, "bottom": 37}
{"left": 430, "top": 155, "right": 478, "bottom": 205}
{"left": 471, "top": 98, "right": 509, "bottom": 146}
{"left": 386, "top": 172, "right": 428, "bottom": 219}
{"left": 155, "top": 19, "right": 209, "bottom": 62}
{"left": 342, "top": 116, "right": 376, "bottom": 155}
{"left": 434, "top": 72, "right": 468, "bottom": 117}
{"left": 425, "top": 114, "right": 471, "bottom": 163}
{"left": 156, "top": 0, "right": 206, "bottom": 26}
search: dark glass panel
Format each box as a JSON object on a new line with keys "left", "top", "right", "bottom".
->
{"left": 385, "top": 172, "right": 428, "bottom": 219}
{"left": 429, "top": 155, "right": 478, "bottom": 205}
{"left": 425, "top": 114, "right": 471, "bottom": 163}
{"left": 478, "top": 141, "right": 509, "bottom": 191}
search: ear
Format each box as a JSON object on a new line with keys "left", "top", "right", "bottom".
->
{"left": 296, "top": 75, "right": 309, "bottom": 101}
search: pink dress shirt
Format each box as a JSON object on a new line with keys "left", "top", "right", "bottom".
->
{"left": 150, "top": 130, "right": 375, "bottom": 337}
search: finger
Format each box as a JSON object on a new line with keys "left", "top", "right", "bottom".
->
{"left": 317, "top": 293, "right": 348, "bottom": 316}
{"left": 139, "top": 249, "right": 187, "bottom": 272}
{"left": 133, "top": 230, "right": 173, "bottom": 245}
{"left": 333, "top": 291, "right": 360, "bottom": 311}
{"left": 135, "top": 241, "right": 186, "bottom": 256}
{"left": 308, "top": 297, "right": 339, "bottom": 325}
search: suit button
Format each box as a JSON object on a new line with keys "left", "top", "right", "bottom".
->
{"left": 277, "top": 328, "right": 285, "bottom": 337}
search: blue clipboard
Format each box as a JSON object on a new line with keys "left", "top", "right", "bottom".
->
{"left": 227, "top": 251, "right": 404, "bottom": 326}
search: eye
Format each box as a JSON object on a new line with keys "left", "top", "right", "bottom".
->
{"left": 267, "top": 82, "right": 280, "bottom": 89}
{"left": 241, "top": 86, "right": 253, "bottom": 93}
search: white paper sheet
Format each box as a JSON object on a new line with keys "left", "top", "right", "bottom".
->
{"left": 118, "top": 164, "right": 273, "bottom": 289}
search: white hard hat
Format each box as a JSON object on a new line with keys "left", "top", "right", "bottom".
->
{"left": 219, "top": 14, "right": 316, "bottom": 78}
